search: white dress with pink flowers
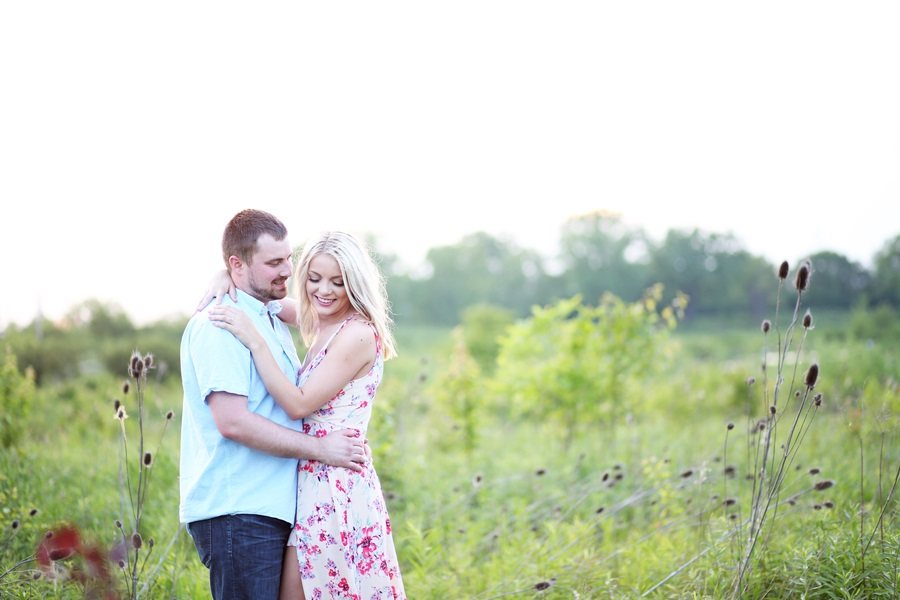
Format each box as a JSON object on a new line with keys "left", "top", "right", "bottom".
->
{"left": 287, "top": 317, "right": 405, "bottom": 600}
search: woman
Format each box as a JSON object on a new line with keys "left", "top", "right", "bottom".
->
{"left": 207, "top": 231, "right": 405, "bottom": 600}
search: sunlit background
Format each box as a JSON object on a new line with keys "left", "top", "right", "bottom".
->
{"left": 2, "top": 1, "right": 898, "bottom": 327}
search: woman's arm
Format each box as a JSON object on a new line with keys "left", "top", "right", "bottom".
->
{"left": 208, "top": 306, "right": 374, "bottom": 419}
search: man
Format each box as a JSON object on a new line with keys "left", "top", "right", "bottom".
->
{"left": 179, "top": 209, "right": 366, "bottom": 599}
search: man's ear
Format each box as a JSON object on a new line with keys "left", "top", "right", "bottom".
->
{"left": 227, "top": 255, "right": 244, "bottom": 273}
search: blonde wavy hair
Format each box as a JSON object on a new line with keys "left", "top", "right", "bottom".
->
{"left": 294, "top": 231, "right": 397, "bottom": 360}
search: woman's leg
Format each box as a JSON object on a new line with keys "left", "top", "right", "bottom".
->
{"left": 278, "top": 547, "right": 306, "bottom": 600}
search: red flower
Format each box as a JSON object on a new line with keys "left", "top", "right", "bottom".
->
{"left": 338, "top": 577, "right": 350, "bottom": 591}
{"left": 316, "top": 428, "right": 327, "bottom": 438}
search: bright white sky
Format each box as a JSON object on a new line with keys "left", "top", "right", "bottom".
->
{"left": 1, "top": 2, "right": 898, "bottom": 327}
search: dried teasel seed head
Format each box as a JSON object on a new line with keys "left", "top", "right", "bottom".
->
{"left": 143, "top": 354, "right": 154, "bottom": 369}
{"left": 795, "top": 261, "right": 811, "bottom": 292}
{"left": 814, "top": 480, "right": 834, "bottom": 491}
{"left": 778, "top": 261, "right": 790, "bottom": 279}
{"left": 770, "top": 405, "right": 777, "bottom": 415}
{"left": 129, "top": 353, "right": 141, "bottom": 377}
{"left": 143, "top": 452, "right": 153, "bottom": 468}
{"left": 118, "top": 560, "right": 126, "bottom": 569}
{"left": 802, "top": 309, "right": 813, "bottom": 329}
{"left": 761, "top": 320, "right": 771, "bottom": 334}
{"left": 116, "top": 406, "right": 128, "bottom": 421}
{"left": 805, "top": 363, "right": 819, "bottom": 388}
{"left": 132, "top": 532, "right": 143, "bottom": 549}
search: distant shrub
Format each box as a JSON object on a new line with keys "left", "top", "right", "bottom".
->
{"left": 0, "top": 349, "right": 35, "bottom": 449}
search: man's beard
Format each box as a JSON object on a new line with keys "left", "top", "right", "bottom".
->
{"left": 247, "top": 274, "right": 288, "bottom": 303}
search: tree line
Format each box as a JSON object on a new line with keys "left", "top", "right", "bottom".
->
{"left": 382, "top": 211, "right": 899, "bottom": 325}
{"left": 2, "top": 211, "right": 897, "bottom": 384}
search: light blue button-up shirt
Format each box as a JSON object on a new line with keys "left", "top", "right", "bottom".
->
{"left": 179, "top": 289, "right": 302, "bottom": 525}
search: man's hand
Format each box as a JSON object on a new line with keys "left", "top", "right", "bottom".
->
{"left": 316, "top": 429, "right": 366, "bottom": 473}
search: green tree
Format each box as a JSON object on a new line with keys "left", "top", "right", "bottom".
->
{"left": 558, "top": 210, "right": 650, "bottom": 303}
{"left": 492, "top": 287, "right": 684, "bottom": 445}
{"left": 803, "top": 250, "right": 870, "bottom": 309}
{"left": 460, "top": 304, "right": 515, "bottom": 373}
{"left": 417, "top": 232, "right": 546, "bottom": 324}
{"left": 869, "top": 233, "right": 900, "bottom": 307}
{"left": 0, "top": 349, "right": 36, "bottom": 449}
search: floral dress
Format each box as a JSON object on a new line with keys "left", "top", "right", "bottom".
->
{"left": 287, "top": 317, "right": 405, "bottom": 600}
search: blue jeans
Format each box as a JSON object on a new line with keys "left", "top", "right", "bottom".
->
{"left": 187, "top": 514, "right": 292, "bottom": 600}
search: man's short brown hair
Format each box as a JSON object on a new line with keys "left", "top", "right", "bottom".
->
{"left": 222, "top": 209, "right": 288, "bottom": 269}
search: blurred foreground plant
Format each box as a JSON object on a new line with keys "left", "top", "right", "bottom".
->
{"left": 731, "top": 260, "right": 826, "bottom": 597}
{"left": 112, "top": 350, "right": 176, "bottom": 599}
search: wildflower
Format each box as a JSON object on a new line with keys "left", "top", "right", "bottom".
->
{"left": 770, "top": 405, "right": 776, "bottom": 415}
{"left": 143, "top": 452, "right": 154, "bottom": 468}
{"left": 814, "top": 393, "right": 822, "bottom": 407}
{"left": 778, "top": 261, "right": 789, "bottom": 279}
{"left": 115, "top": 520, "right": 123, "bottom": 530}
{"left": 472, "top": 474, "right": 483, "bottom": 488}
{"left": 760, "top": 320, "right": 771, "bottom": 334}
{"left": 805, "top": 363, "right": 819, "bottom": 388}
{"left": 29, "top": 508, "right": 38, "bottom": 517}
{"left": 122, "top": 381, "right": 130, "bottom": 395}
{"left": 727, "top": 422, "right": 734, "bottom": 430}
{"left": 809, "top": 467, "right": 821, "bottom": 475}
{"left": 113, "top": 399, "right": 121, "bottom": 412}
{"left": 143, "top": 354, "right": 154, "bottom": 369}
{"left": 166, "top": 410, "right": 175, "bottom": 420}
{"left": 116, "top": 406, "right": 128, "bottom": 421}
{"left": 148, "top": 538, "right": 155, "bottom": 549}
{"left": 746, "top": 377, "right": 756, "bottom": 386}
{"left": 814, "top": 480, "right": 834, "bottom": 491}
{"left": 802, "top": 309, "right": 813, "bottom": 329}
{"left": 131, "top": 532, "right": 143, "bottom": 549}
{"left": 11, "top": 519, "right": 20, "bottom": 530}
{"left": 534, "top": 580, "right": 553, "bottom": 591}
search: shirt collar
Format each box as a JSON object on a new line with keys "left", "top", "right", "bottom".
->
{"left": 235, "top": 289, "right": 283, "bottom": 318}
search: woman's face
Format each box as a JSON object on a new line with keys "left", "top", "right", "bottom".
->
{"left": 305, "top": 253, "right": 352, "bottom": 321}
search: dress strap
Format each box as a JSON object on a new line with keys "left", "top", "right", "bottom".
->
{"left": 319, "top": 315, "right": 359, "bottom": 353}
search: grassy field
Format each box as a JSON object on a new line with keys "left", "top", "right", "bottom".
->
{"left": 1, "top": 311, "right": 897, "bottom": 598}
